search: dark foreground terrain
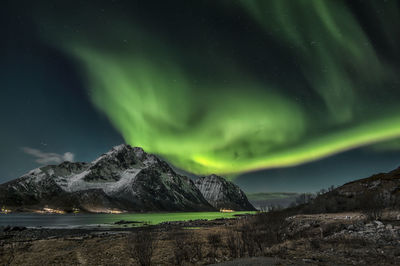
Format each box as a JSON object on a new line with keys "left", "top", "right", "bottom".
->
{"left": 3, "top": 166, "right": 400, "bottom": 265}
{"left": 1, "top": 210, "right": 400, "bottom": 265}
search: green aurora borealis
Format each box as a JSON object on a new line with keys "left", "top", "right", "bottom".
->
{"left": 39, "top": 0, "right": 400, "bottom": 176}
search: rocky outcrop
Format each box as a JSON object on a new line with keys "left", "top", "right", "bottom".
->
{"left": 194, "top": 174, "right": 256, "bottom": 211}
{"left": 0, "top": 145, "right": 214, "bottom": 212}
{"left": 328, "top": 220, "right": 400, "bottom": 246}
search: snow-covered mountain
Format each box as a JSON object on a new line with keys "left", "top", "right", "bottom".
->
{"left": 195, "top": 175, "right": 256, "bottom": 211}
{"left": 0, "top": 145, "right": 214, "bottom": 212}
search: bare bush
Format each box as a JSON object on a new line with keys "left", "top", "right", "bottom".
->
{"left": 223, "top": 211, "right": 288, "bottom": 258}
{"left": 207, "top": 233, "right": 222, "bottom": 259}
{"left": 187, "top": 232, "right": 203, "bottom": 262}
{"left": 225, "top": 229, "right": 243, "bottom": 258}
{"left": 171, "top": 232, "right": 187, "bottom": 265}
{"left": 359, "top": 192, "right": 385, "bottom": 221}
{"left": 171, "top": 230, "right": 203, "bottom": 265}
{"left": 308, "top": 238, "right": 321, "bottom": 249}
{"left": 295, "top": 193, "right": 314, "bottom": 205}
{"left": 237, "top": 224, "right": 258, "bottom": 256}
{"left": 252, "top": 211, "right": 286, "bottom": 245}
{"left": 127, "top": 230, "right": 155, "bottom": 266}
{"left": 0, "top": 242, "right": 16, "bottom": 266}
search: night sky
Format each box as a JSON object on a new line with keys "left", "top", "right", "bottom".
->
{"left": 2, "top": 0, "right": 400, "bottom": 193}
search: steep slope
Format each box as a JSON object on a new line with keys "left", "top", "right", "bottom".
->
{"left": 0, "top": 145, "right": 214, "bottom": 212}
{"left": 194, "top": 175, "right": 256, "bottom": 211}
{"left": 337, "top": 167, "right": 400, "bottom": 198}
{"left": 298, "top": 166, "right": 400, "bottom": 213}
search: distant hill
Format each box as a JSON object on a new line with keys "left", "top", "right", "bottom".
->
{"left": 246, "top": 192, "right": 300, "bottom": 210}
{"left": 247, "top": 192, "right": 299, "bottom": 201}
{"left": 296, "top": 166, "right": 400, "bottom": 214}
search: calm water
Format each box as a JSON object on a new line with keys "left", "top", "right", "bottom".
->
{"left": 0, "top": 212, "right": 254, "bottom": 229}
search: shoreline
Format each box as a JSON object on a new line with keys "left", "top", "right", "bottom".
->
{"left": 0, "top": 215, "right": 244, "bottom": 233}
{"left": 1, "top": 211, "right": 400, "bottom": 265}
{"left": 0, "top": 211, "right": 255, "bottom": 230}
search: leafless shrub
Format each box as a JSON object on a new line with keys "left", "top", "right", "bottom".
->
{"left": 251, "top": 211, "right": 286, "bottom": 245}
{"left": 127, "top": 229, "right": 155, "bottom": 266}
{"left": 359, "top": 192, "right": 384, "bottom": 221}
{"left": 187, "top": 232, "right": 203, "bottom": 261}
{"left": 223, "top": 211, "right": 288, "bottom": 258}
{"left": 171, "top": 232, "right": 187, "bottom": 265}
{"left": 170, "top": 230, "right": 203, "bottom": 265}
{"left": 225, "top": 229, "right": 243, "bottom": 258}
{"left": 207, "top": 233, "right": 222, "bottom": 259}
{"left": 0, "top": 242, "right": 16, "bottom": 266}
{"left": 308, "top": 238, "right": 321, "bottom": 249}
{"left": 295, "top": 193, "right": 314, "bottom": 205}
{"left": 237, "top": 224, "right": 257, "bottom": 256}
{"left": 208, "top": 233, "right": 221, "bottom": 249}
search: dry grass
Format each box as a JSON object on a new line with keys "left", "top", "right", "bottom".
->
{"left": 2, "top": 211, "right": 400, "bottom": 265}
{"left": 127, "top": 229, "right": 155, "bottom": 266}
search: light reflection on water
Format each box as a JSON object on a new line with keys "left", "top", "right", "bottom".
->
{"left": 0, "top": 211, "right": 254, "bottom": 229}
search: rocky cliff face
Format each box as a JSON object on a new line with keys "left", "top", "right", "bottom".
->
{"left": 194, "top": 175, "right": 256, "bottom": 211}
{"left": 0, "top": 145, "right": 214, "bottom": 212}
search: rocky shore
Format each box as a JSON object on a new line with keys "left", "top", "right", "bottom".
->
{"left": 1, "top": 212, "right": 400, "bottom": 265}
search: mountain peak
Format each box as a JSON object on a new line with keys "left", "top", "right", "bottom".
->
{"left": 103, "top": 144, "right": 146, "bottom": 155}
{"left": 91, "top": 144, "right": 154, "bottom": 166}
{"left": 203, "top": 174, "right": 225, "bottom": 181}
{"left": 105, "top": 144, "right": 134, "bottom": 156}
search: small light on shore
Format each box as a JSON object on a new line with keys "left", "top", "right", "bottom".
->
{"left": 0, "top": 206, "right": 12, "bottom": 214}
{"left": 84, "top": 208, "right": 126, "bottom": 214}
{"left": 34, "top": 207, "right": 66, "bottom": 214}
{"left": 219, "top": 208, "right": 234, "bottom": 213}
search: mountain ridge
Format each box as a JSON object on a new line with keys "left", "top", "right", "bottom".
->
{"left": 0, "top": 145, "right": 255, "bottom": 212}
